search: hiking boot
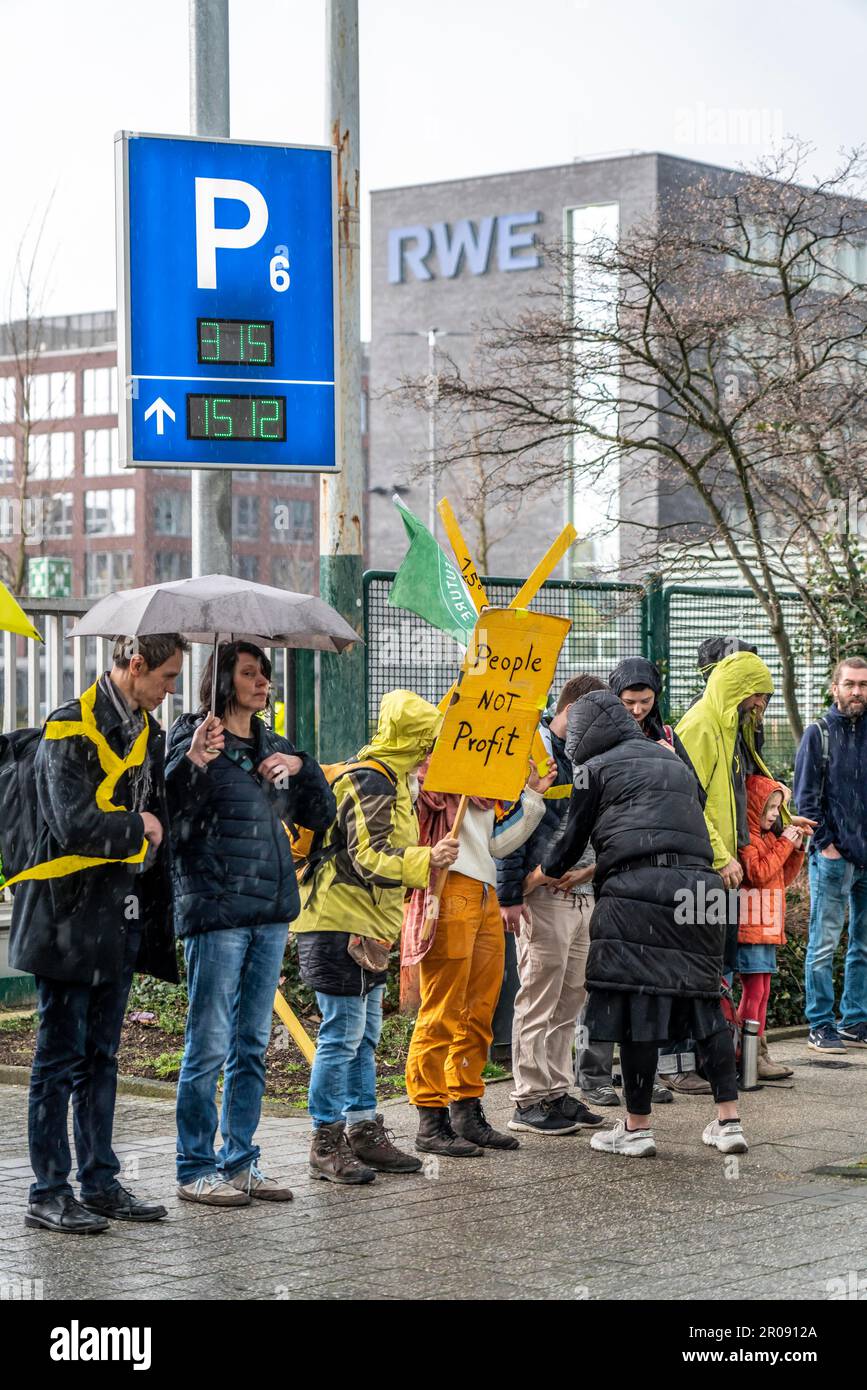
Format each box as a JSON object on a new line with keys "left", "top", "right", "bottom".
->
{"left": 25, "top": 1194, "right": 109, "bottom": 1234}
{"left": 309, "top": 1121, "right": 376, "bottom": 1184}
{"left": 553, "top": 1093, "right": 605, "bottom": 1127}
{"left": 415, "top": 1106, "right": 484, "bottom": 1157}
{"left": 347, "top": 1114, "right": 423, "bottom": 1172}
{"left": 659, "top": 1070, "right": 712, "bottom": 1096}
{"left": 507, "top": 1097, "right": 583, "bottom": 1135}
{"left": 838, "top": 1021, "right": 867, "bottom": 1047}
{"left": 590, "top": 1120, "right": 656, "bottom": 1158}
{"left": 702, "top": 1119, "right": 748, "bottom": 1154}
{"left": 177, "top": 1173, "right": 251, "bottom": 1207}
{"left": 227, "top": 1163, "right": 294, "bottom": 1201}
{"left": 581, "top": 1084, "right": 621, "bottom": 1107}
{"left": 757, "top": 1035, "right": 793, "bottom": 1080}
{"left": 450, "top": 1097, "right": 520, "bottom": 1150}
{"left": 807, "top": 1025, "right": 847, "bottom": 1054}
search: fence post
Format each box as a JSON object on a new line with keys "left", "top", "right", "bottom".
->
{"left": 294, "top": 650, "right": 316, "bottom": 755}
{"left": 643, "top": 573, "right": 671, "bottom": 720}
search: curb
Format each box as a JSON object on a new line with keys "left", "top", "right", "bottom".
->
{"left": 0, "top": 1063, "right": 308, "bottom": 1117}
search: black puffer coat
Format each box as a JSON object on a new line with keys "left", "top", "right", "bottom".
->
{"left": 165, "top": 715, "right": 335, "bottom": 937}
{"left": 543, "top": 690, "right": 724, "bottom": 998}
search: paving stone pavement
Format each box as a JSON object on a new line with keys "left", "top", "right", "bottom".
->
{"left": 1, "top": 1038, "right": 866, "bottom": 1301}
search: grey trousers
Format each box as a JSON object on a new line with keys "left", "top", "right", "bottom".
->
{"left": 575, "top": 1006, "right": 616, "bottom": 1091}
{"left": 510, "top": 888, "right": 592, "bottom": 1105}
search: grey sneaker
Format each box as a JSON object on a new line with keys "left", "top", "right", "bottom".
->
{"left": 227, "top": 1163, "right": 293, "bottom": 1201}
{"left": 702, "top": 1119, "right": 748, "bottom": 1154}
{"left": 581, "top": 1085, "right": 621, "bottom": 1107}
{"left": 177, "top": 1173, "right": 251, "bottom": 1206}
{"left": 838, "top": 1021, "right": 867, "bottom": 1047}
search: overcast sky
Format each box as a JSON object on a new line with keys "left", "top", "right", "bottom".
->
{"left": 3, "top": 0, "right": 866, "bottom": 337}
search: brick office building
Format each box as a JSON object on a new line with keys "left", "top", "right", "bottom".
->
{"left": 0, "top": 311, "right": 320, "bottom": 599}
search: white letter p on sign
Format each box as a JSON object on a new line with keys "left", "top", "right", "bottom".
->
{"left": 195, "top": 177, "right": 269, "bottom": 289}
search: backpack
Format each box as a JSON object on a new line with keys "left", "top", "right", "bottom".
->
{"left": 288, "top": 757, "right": 398, "bottom": 881}
{"left": 813, "top": 716, "right": 830, "bottom": 798}
{"left": 0, "top": 727, "right": 42, "bottom": 891}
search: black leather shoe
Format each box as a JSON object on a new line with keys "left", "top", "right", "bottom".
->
{"left": 25, "top": 1194, "right": 109, "bottom": 1234}
{"left": 80, "top": 1184, "right": 167, "bottom": 1223}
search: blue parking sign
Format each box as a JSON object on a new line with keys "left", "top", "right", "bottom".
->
{"left": 115, "top": 132, "right": 338, "bottom": 471}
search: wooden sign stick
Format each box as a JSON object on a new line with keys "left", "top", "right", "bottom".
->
{"left": 422, "top": 793, "right": 469, "bottom": 938}
{"left": 273, "top": 989, "right": 316, "bottom": 1064}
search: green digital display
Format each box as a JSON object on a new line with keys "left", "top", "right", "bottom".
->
{"left": 197, "top": 318, "right": 274, "bottom": 366}
{"left": 186, "top": 394, "right": 286, "bottom": 442}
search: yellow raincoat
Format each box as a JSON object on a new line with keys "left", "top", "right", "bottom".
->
{"left": 676, "top": 651, "right": 780, "bottom": 870}
{"left": 295, "top": 690, "right": 441, "bottom": 944}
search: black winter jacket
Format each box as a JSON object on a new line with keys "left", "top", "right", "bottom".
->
{"left": 295, "top": 929, "right": 387, "bottom": 997}
{"left": 9, "top": 685, "right": 177, "bottom": 986}
{"left": 165, "top": 715, "right": 335, "bottom": 937}
{"left": 496, "top": 714, "right": 574, "bottom": 907}
{"left": 544, "top": 690, "right": 724, "bottom": 998}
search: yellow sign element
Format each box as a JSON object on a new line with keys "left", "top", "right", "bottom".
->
{"left": 0, "top": 682, "right": 150, "bottom": 890}
{"left": 437, "top": 498, "right": 487, "bottom": 614}
{"left": 273, "top": 989, "right": 316, "bottom": 1064}
{"left": 0, "top": 581, "right": 42, "bottom": 642}
{"left": 423, "top": 607, "right": 572, "bottom": 802}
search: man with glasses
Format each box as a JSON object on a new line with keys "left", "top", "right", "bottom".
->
{"left": 794, "top": 657, "right": 867, "bottom": 1052}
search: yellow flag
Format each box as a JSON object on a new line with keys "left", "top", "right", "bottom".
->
{"left": 0, "top": 582, "right": 42, "bottom": 642}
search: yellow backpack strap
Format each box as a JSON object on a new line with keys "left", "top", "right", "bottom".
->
{"left": 5, "top": 681, "right": 150, "bottom": 888}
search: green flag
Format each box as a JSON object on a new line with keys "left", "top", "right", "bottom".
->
{"left": 388, "top": 496, "right": 476, "bottom": 644}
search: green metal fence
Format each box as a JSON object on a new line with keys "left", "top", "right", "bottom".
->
{"left": 363, "top": 571, "right": 830, "bottom": 771}
{"left": 363, "top": 570, "right": 646, "bottom": 731}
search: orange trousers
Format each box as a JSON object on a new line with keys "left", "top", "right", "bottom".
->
{"left": 405, "top": 873, "right": 505, "bottom": 1107}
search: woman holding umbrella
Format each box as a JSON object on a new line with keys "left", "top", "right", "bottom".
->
{"left": 165, "top": 641, "right": 336, "bottom": 1207}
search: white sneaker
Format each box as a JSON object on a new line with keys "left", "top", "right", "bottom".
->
{"left": 702, "top": 1120, "right": 748, "bottom": 1154}
{"left": 590, "top": 1120, "right": 656, "bottom": 1157}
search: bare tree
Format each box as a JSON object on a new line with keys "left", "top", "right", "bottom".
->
{"left": 403, "top": 141, "right": 867, "bottom": 739}
{"left": 0, "top": 199, "right": 69, "bottom": 596}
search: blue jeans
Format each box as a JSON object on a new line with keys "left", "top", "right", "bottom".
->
{"left": 176, "top": 923, "right": 288, "bottom": 1184}
{"left": 308, "top": 986, "right": 384, "bottom": 1127}
{"left": 806, "top": 853, "right": 867, "bottom": 1029}
{"left": 28, "top": 929, "right": 141, "bottom": 1203}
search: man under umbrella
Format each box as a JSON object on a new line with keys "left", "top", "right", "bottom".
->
{"left": 10, "top": 634, "right": 188, "bottom": 1234}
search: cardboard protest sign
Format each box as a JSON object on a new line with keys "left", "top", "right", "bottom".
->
{"left": 423, "top": 606, "right": 572, "bottom": 801}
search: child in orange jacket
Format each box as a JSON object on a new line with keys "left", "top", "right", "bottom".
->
{"left": 738, "top": 774, "right": 806, "bottom": 1079}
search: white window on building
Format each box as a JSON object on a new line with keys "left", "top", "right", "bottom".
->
{"left": 232, "top": 554, "right": 260, "bottom": 582}
{"left": 85, "top": 488, "right": 135, "bottom": 536}
{"left": 42, "top": 493, "right": 74, "bottom": 538}
{"left": 0, "top": 376, "right": 16, "bottom": 425}
{"left": 153, "top": 490, "right": 192, "bottom": 536}
{"left": 29, "top": 431, "right": 75, "bottom": 481}
{"left": 83, "top": 366, "right": 118, "bottom": 416}
{"left": 271, "top": 498, "right": 314, "bottom": 542}
{"left": 29, "top": 371, "right": 75, "bottom": 420}
{"left": 233, "top": 495, "right": 260, "bottom": 540}
{"left": 272, "top": 555, "right": 314, "bottom": 591}
{"left": 84, "top": 550, "right": 134, "bottom": 596}
{"left": 0, "top": 436, "right": 15, "bottom": 483}
{"left": 154, "top": 550, "right": 192, "bottom": 583}
{"left": 84, "top": 427, "right": 121, "bottom": 475}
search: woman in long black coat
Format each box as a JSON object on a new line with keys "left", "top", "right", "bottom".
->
{"left": 543, "top": 689, "right": 747, "bottom": 1159}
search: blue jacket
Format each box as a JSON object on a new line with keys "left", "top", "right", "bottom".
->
{"left": 165, "top": 714, "right": 336, "bottom": 937}
{"left": 496, "top": 716, "right": 575, "bottom": 906}
{"left": 793, "top": 704, "right": 867, "bottom": 867}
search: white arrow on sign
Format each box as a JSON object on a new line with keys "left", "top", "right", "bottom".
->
{"left": 144, "top": 397, "right": 176, "bottom": 435}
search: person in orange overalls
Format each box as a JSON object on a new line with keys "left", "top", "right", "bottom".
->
{"left": 403, "top": 760, "right": 553, "bottom": 1156}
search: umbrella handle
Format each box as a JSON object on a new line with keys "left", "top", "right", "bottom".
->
{"left": 209, "top": 635, "right": 220, "bottom": 719}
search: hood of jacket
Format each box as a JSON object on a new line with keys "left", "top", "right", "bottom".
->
{"left": 607, "top": 656, "right": 662, "bottom": 697}
{"left": 608, "top": 656, "right": 666, "bottom": 740}
{"left": 697, "top": 636, "right": 758, "bottom": 680}
{"left": 746, "top": 773, "right": 785, "bottom": 829}
{"left": 700, "top": 652, "right": 774, "bottom": 726}
{"left": 358, "top": 689, "right": 443, "bottom": 776}
{"left": 565, "top": 689, "right": 646, "bottom": 764}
